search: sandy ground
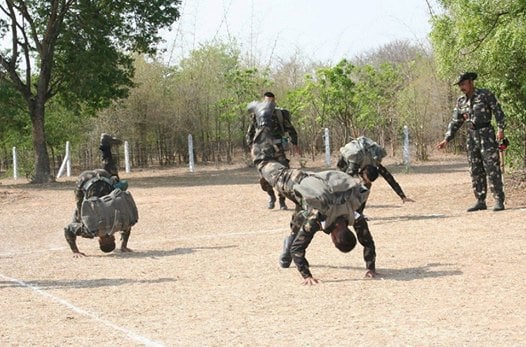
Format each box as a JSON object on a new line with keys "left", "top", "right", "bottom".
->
{"left": 0, "top": 154, "right": 525, "bottom": 346}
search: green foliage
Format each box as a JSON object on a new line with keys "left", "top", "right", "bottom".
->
{"left": 0, "top": 0, "right": 182, "bottom": 181}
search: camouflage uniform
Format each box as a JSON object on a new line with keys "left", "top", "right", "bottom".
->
{"left": 444, "top": 88, "right": 505, "bottom": 204}
{"left": 72, "top": 169, "right": 114, "bottom": 224}
{"left": 336, "top": 137, "right": 408, "bottom": 202}
{"left": 246, "top": 105, "right": 298, "bottom": 208}
{"left": 337, "top": 159, "right": 407, "bottom": 202}
{"left": 258, "top": 161, "right": 373, "bottom": 279}
{"left": 64, "top": 169, "right": 131, "bottom": 254}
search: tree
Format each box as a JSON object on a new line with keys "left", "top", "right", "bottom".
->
{"left": 0, "top": 0, "right": 181, "bottom": 182}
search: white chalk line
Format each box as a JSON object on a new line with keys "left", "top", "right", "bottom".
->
{"left": 0, "top": 227, "right": 288, "bottom": 257}
{"left": 0, "top": 273, "right": 164, "bottom": 347}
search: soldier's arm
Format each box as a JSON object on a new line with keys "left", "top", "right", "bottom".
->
{"left": 120, "top": 228, "right": 133, "bottom": 252}
{"left": 487, "top": 91, "right": 505, "bottom": 130}
{"left": 444, "top": 104, "right": 465, "bottom": 142}
{"left": 377, "top": 164, "right": 407, "bottom": 200}
{"left": 64, "top": 226, "right": 86, "bottom": 257}
{"left": 246, "top": 114, "right": 256, "bottom": 145}
{"left": 281, "top": 110, "right": 298, "bottom": 145}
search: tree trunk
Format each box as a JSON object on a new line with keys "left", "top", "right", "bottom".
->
{"left": 29, "top": 103, "right": 51, "bottom": 183}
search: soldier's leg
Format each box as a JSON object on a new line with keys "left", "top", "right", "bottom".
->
{"left": 479, "top": 128, "right": 505, "bottom": 210}
{"left": 289, "top": 212, "right": 322, "bottom": 279}
{"left": 275, "top": 150, "right": 290, "bottom": 210}
{"left": 467, "top": 135, "right": 488, "bottom": 211}
{"left": 280, "top": 209, "right": 307, "bottom": 268}
{"left": 259, "top": 177, "right": 277, "bottom": 209}
{"left": 353, "top": 215, "right": 376, "bottom": 274}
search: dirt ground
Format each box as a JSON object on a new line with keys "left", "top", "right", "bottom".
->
{"left": 1, "top": 154, "right": 525, "bottom": 346}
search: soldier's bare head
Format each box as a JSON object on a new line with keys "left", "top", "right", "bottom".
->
{"left": 99, "top": 234, "right": 116, "bottom": 253}
{"left": 330, "top": 217, "right": 357, "bottom": 253}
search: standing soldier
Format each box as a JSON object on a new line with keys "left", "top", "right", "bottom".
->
{"left": 246, "top": 92, "right": 298, "bottom": 210}
{"left": 437, "top": 72, "right": 506, "bottom": 212}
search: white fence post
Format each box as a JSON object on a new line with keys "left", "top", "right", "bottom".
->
{"left": 66, "top": 141, "right": 71, "bottom": 177}
{"left": 12, "top": 146, "right": 17, "bottom": 180}
{"left": 188, "top": 134, "right": 195, "bottom": 173}
{"left": 324, "top": 128, "right": 331, "bottom": 167}
{"left": 403, "top": 125, "right": 410, "bottom": 168}
{"left": 124, "top": 141, "right": 131, "bottom": 173}
{"left": 57, "top": 141, "right": 71, "bottom": 178}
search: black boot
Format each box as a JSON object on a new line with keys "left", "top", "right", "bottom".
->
{"left": 493, "top": 199, "right": 505, "bottom": 211}
{"left": 279, "top": 197, "right": 288, "bottom": 210}
{"left": 467, "top": 200, "right": 487, "bottom": 212}
{"left": 267, "top": 193, "right": 276, "bottom": 209}
{"left": 279, "top": 234, "right": 295, "bottom": 268}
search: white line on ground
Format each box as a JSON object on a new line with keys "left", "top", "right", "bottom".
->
{"left": 0, "top": 273, "right": 165, "bottom": 347}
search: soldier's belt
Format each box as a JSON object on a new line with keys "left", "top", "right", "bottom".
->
{"left": 468, "top": 122, "right": 491, "bottom": 130}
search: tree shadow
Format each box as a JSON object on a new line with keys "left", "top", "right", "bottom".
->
{"left": 382, "top": 160, "right": 468, "bottom": 175}
{"left": 315, "top": 262, "right": 462, "bottom": 283}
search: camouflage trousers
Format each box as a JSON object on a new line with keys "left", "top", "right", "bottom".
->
{"left": 286, "top": 206, "right": 376, "bottom": 276}
{"left": 251, "top": 127, "right": 291, "bottom": 200}
{"left": 466, "top": 127, "right": 505, "bottom": 202}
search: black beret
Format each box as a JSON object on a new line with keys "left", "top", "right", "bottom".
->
{"left": 263, "top": 91, "right": 275, "bottom": 98}
{"left": 454, "top": 72, "right": 477, "bottom": 85}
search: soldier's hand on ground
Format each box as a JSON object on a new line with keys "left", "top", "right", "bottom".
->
{"left": 436, "top": 140, "right": 447, "bottom": 149}
{"left": 302, "top": 276, "right": 320, "bottom": 285}
{"left": 121, "top": 247, "right": 133, "bottom": 253}
{"left": 72, "top": 251, "right": 87, "bottom": 258}
{"left": 402, "top": 197, "right": 415, "bottom": 203}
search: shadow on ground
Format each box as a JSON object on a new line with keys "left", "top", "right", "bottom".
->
{"left": 315, "top": 262, "right": 462, "bottom": 283}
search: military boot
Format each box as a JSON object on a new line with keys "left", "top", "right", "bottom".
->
{"left": 267, "top": 195, "right": 276, "bottom": 209}
{"left": 493, "top": 199, "right": 505, "bottom": 211}
{"left": 279, "top": 197, "right": 288, "bottom": 210}
{"left": 279, "top": 234, "right": 295, "bottom": 268}
{"left": 467, "top": 200, "right": 487, "bottom": 212}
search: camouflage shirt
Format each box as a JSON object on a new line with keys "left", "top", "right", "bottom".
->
{"left": 246, "top": 107, "right": 298, "bottom": 146}
{"left": 445, "top": 88, "right": 506, "bottom": 142}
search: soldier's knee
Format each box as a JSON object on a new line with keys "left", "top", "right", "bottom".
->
{"left": 259, "top": 177, "right": 273, "bottom": 192}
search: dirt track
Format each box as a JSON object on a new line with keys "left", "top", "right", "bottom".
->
{"left": 1, "top": 155, "right": 525, "bottom": 346}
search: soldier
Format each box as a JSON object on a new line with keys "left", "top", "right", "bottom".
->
{"left": 437, "top": 72, "right": 506, "bottom": 212}
{"left": 246, "top": 92, "right": 298, "bottom": 210}
{"left": 258, "top": 160, "right": 374, "bottom": 284}
{"left": 337, "top": 136, "right": 415, "bottom": 205}
{"left": 64, "top": 169, "right": 133, "bottom": 257}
